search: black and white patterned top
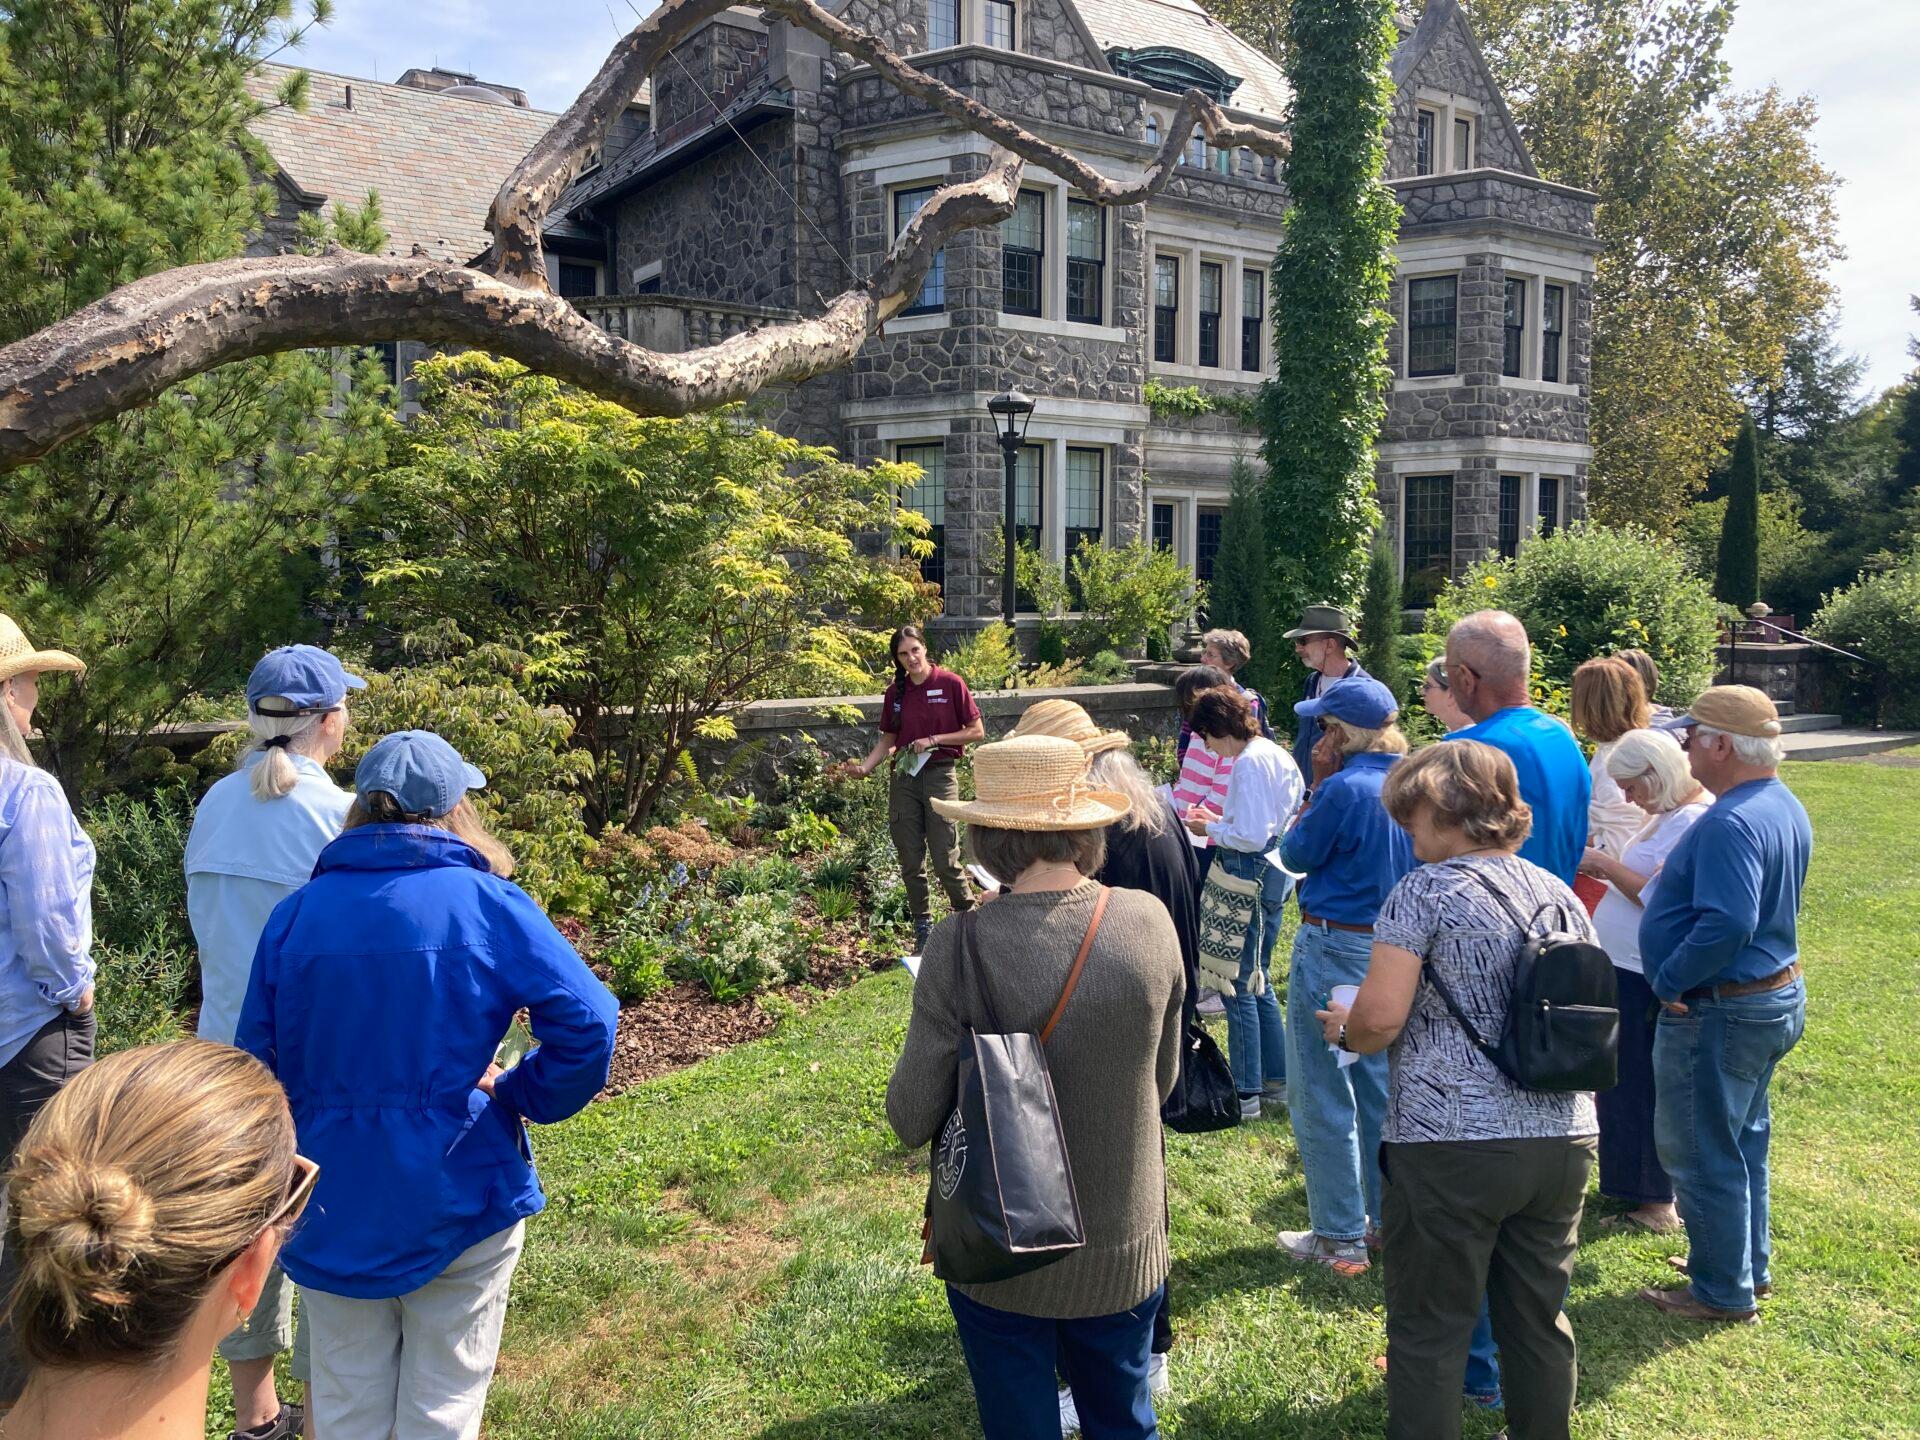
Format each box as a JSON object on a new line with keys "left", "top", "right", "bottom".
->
{"left": 1373, "top": 854, "right": 1602, "bottom": 1144}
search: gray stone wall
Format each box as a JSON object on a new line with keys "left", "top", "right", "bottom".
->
{"left": 608, "top": 123, "right": 797, "bottom": 307}
{"left": 839, "top": 52, "right": 1144, "bottom": 142}
{"left": 835, "top": 0, "right": 1103, "bottom": 69}
{"left": 649, "top": 20, "right": 769, "bottom": 136}
{"left": 1392, "top": 173, "right": 1595, "bottom": 238}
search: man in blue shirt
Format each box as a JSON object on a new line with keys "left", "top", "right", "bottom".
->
{"left": 1276, "top": 676, "right": 1414, "bottom": 1276}
{"left": 1638, "top": 686, "right": 1810, "bottom": 1323}
{"left": 1441, "top": 610, "right": 1590, "bottom": 884}
{"left": 1284, "top": 605, "right": 1370, "bottom": 777}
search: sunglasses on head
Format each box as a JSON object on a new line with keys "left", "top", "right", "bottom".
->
{"left": 214, "top": 1154, "right": 319, "bottom": 1274}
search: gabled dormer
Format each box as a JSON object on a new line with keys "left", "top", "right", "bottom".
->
{"left": 1388, "top": 0, "right": 1537, "bottom": 180}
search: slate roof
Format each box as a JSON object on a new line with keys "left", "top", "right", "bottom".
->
{"left": 1075, "top": 0, "right": 1291, "bottom": 121}
{"left": 247, "top": 62, "right": 562, "bottom": 262}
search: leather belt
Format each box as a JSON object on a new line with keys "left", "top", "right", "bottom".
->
{"left": 1299, "top": 910, "right": 1374, "bottom": 934}
{"left": 1680, "top": 961, "right": 1802, "bottom": 1004}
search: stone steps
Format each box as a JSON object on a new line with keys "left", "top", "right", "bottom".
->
{"left": 1781, "top": 728, "right": 1920, "bottom": 761}
{"left": 1778, "top": 712, "right": 1841, "bottom": 734}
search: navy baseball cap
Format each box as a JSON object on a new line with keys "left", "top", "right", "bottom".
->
{"left": 1294, "top": 675, "right": 1399, "bottom": 729}
{"left": 353, "top": 730, "right": 487, "bottom": 819}
{"left": 248, "top": 645, "right": 365, "bottom": 717}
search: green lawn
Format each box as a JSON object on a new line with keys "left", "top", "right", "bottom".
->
{"left": 234, "top": 759, "right": 1920, "bottom": 1437}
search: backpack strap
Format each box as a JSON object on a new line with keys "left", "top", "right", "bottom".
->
{"left": 1418, "top": 862, "right": 1532, "bottom": 1059}
{"left": 1040, "top": 885, "right": 1110, "bottom": 1044}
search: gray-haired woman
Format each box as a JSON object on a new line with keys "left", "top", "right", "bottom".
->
{"left": 183, "top": 643, "right": 361, "bottom": 1440}
{"left": 0, "top": 613, "right": 96, "bottom": 1405}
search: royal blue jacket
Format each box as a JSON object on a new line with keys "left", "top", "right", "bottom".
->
{"left": 237, "top": 825, "right": 618, "bottom": 1298}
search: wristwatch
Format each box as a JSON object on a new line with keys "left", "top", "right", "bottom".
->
{"left": 1336, "top": 1023, "right": 1351, "bottom": 1053}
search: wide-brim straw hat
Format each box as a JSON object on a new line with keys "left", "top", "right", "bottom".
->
{"left": 0, "top": 613, "right": 85, "bottom": 686}
{"left": 1009, "top": 698, "right": 1131, "bottom": 756}
{"left": 930, "top": 735, "right": 1130, "bottom": 832}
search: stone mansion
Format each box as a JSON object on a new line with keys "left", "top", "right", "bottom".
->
{"left": 248, "top": 0, "right": 1598, "bottom": 635}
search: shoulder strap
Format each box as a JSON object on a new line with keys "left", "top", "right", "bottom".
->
{"left": 955, "top": 910, "right": 1003, "bottom": 1034}
{"left": 1040, "top": 886, "right": 1109, "bottom": 1044}
{"left": 1419, "top": 958, "right": 1496, "bottom": 1055}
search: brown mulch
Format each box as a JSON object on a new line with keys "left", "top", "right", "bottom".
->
{"left": 595, "top": 919, "right": 894, "bottom": 1096}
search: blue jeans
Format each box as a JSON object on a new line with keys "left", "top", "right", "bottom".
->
{"left": 1285, "top": 923, "right": 1386, "bottom": 1241}
{"left": 1217, "top": 848, "right": 1291, "bottom": 1096}
{"left": 1467, "top": 1303, "right": 1501, "bottom": 1403}
{"left": 1653, "top": 979, "right": 1806, "bottom": 1311}
{"left": 948, "top": 1283, "right": 1163, "bottom": 1440}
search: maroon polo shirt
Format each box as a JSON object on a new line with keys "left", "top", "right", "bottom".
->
{"left": 880, "top": 665, "right": 980, "bottom": 763}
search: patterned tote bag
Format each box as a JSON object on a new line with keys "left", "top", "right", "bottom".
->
{"left": 1197, "top": 861, "right": 1262, "bottom": 996}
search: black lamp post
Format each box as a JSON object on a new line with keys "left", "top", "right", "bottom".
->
{"left": 986, "top": 389, "right": 1036, "bottom": 635}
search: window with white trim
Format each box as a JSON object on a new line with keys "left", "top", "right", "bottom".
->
{"left": 1502, "top": 277, "right": 1526, "bottom": 378}
{"left": 1415, "top": 109, "right": 1437, "bottom": 175}
{"left": 1065, "top": 448, "right": 1105, "bottom": 605}
{"left": 1498, "top": 474, "right": 1523, "bottom": 559}
{"left": 1452, "top": 115, "right": 1474, "bottom": 170}
{"left": 1014, "top": 443, "right": 1044, "bottom": 610}
{"left": 1541, "top": 283, "right": 1566, "bottom": 384}
{"left": 1188, "top": 127, "right": 1207, "bottom": 167}
{"left": 1153, "top": 255, "right": 1179, "bottom": 364}
{"left": 1001, "top": 190, "right": 1044, "bottom": 317}
{"left": 984, "top": 0, "right": 1016, "bottom": 50}
{"left": 1066, "top": 199, "right": 1104, "bottom": 326}
{"left": 1241, "top": 268, "right": 1265, "bottom": 372}
{"left": 1198, "top": 262, "right": 1223, "bottom": 369}
{"left": 893, "top": 186, "right": 945, "bottom": 316}
{"left": 928, "top": 0, "right": 959, "bottom": 49}
{"left": 1407, "top": 276, "right": 1458, "bottom": 377}
{"left": 1402, "top": 474, "right": 1454, "bottom": 607}
{"left": 1537, "top": 475, "right": 1564, "bottom": 536}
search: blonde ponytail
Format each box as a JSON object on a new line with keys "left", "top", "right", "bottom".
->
{"left": 242, "top": 711, "right": 332, "bottom": 800}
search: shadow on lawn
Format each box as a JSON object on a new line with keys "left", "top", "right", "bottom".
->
{"left": 750, "top": 1385, "right": 965, "bottom": 1440}
{"left": 1565, "top": 1284, "right": 1717, "bottom": 1405}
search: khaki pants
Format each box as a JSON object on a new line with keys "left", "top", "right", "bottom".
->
{"left": 1381, "top": 1136, "right": 1595, "bottom": 1440}
{"left": 888, "top": 759, "right": 972, "bottom": 923}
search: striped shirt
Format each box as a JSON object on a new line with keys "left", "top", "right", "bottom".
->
{"left": 0, "top": 760, "right": 96, "bottom": 1068}
{"left": 1169, "top": 740, "right": 1232, "bottom": 846}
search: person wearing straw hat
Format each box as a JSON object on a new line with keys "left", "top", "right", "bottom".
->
{"left": 888, "top": 735, "right": 1185, "bottom": 1440}
{"left": 1009, "top": 701, "right": 1199, "bottom": 1426}
{"left": 184, "top": 645, "right": 363, "bottom": 1440}
{"left": 0, "top": 612, "right": 95, "bottom": 1406}
{"left": 1284, "top": 604, "right": 1370, "bottom": 779}
{"left": 237, "top": 730, "right": 618, "bottom": 1440}
{"left": 1637, "top": 686, "right": 1810, "bottom": 1324}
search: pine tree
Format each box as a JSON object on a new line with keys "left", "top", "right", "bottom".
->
{"left": 1357, "top": 527, "right": 1408, "bottom": 703}
{"left": 1208, "top": 455, "right": 1272, "bottom": 688}
{"left": 0, "top": 0, "right": 389, "bottom": 796}
{"left": 1715, "top": 415, "right": 1762, "bottom": 608}
{"left": 1258, "top": 0, "right": 1399, "bottom": 637}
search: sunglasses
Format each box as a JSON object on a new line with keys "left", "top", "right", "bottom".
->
{"left": 214, "top": 1154, "right": 319, "bottom": 1273}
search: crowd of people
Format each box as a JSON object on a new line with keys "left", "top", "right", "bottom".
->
{"left": 0, "top": 601, "right": 1815, "bottom": 1440}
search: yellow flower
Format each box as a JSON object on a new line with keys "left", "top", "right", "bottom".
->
{"left": 1482, "top": 575, "right": 1499, "bottom": 589}
{"left": 1556, "top": 624, "right": 1568, "bottom": 637}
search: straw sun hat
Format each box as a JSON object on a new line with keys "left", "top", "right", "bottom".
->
{"left": 930, "top": 734, "right": 1130, "bottom": 832}
{"left": 1008, "top": 698, "right": 1131, "bottom": 756}
{"left": 0, "top": 614, "right": 85, "bottom": 687}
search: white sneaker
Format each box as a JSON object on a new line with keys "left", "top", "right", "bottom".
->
{"left": 1196, "top": 988, "right": 1227, "bottom": 1017}
{"left": 1148, "top": 1350, "right": 1171, "bottom": 1397}
{"left": 1058, "top": 1385, "right": 1081, "bottom": 1435}
{"left": 1277, "top": 1228, "right": 1371, "bottom": 1276}
{"left": 1262, "top": 1082, "right": 1288, "bottom": 1112}
{"left": 1239, "top": 1094, "right": 1263, "bottom": 1121}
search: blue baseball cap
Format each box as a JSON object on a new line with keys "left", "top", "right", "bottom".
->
{"left": 1294, "top": 675, "right": 1399, "bottom": 729}
{"left": 353, "top": 730, "right": 487, "bottom": 819}
{"left": 247, "top": 645, "right": 366, "bottom": 717}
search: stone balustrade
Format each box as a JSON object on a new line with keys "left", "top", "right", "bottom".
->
{"left": 573, "top": 293, "right": 801, "bottom": 355}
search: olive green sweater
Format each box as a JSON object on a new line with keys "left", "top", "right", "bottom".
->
{"left": 886, "top": 881, "right": 1186, "bottom": 1318}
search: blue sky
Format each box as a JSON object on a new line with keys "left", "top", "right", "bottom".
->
{"left": 283, "top": 0, "right": 1920, "bottom": 399}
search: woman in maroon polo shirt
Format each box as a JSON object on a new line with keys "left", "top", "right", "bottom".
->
{"left": 840, "top": 625, "right": 985, "bottom": 952}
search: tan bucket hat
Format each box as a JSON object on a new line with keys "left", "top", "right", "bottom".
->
{"left": 930, "top": 735, "right": 1130, "bottom": 832}
{"left": 1009, "top": 698, "right": 1131, "bottom": 756}
{"left": 0, "top": 614, "right": 85, "bottom": 686}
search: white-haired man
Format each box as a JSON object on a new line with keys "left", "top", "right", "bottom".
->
{"left": 1638, "top": 686, "right": 1811, "bottom": 1324}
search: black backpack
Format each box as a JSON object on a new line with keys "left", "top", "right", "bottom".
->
{"left": 1421, "top": 864, "right": 1620, "bottom": 1094}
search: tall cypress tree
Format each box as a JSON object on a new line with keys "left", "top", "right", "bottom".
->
{"left": 1357, "top": 526, "right": 1408, "bottom": 702}
{"left": 1258, "top": 0, "right": 1400, "bottom": 636}
{"left": 1207, "top": 454, "right": 1272, "bottom": 686}
{"left": 1716, "top": 415, "right": 1762, "bottom": 608}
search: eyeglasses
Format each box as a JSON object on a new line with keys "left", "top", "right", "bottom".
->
{"left": 213, "top": 1154, "right": 319, "bottom": 1274}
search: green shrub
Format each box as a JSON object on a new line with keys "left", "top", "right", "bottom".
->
{"left": 332, "top": 631, "right": 599, "bottom": 916}
{"left": 603, "top": 932, "right": 672, "bottom": 1004}
{"left": 1427, "top": 523, "right": 1720, "bottom": 704}
{"left": 1063, "top": 539, "right": 1203, "bottom": 658}
{"left": 93, "top": 940, "right": 195, "bottom": 1056}
{"left": 775, "top": 809, "right": 840, "bottom": 857}
{"left": 1133, "top": 734, "right": 1179, "bottom": 786}
{"left": 942, "top": 623, "right": 1018, "bottom": 691}
{"left": 808, "top": 850, "right": 861, "bottom": 893}
{"left": 814, "top": 885, "right": 859, "bottom": 923}
{"left": 1811, "top": 553, "right": 1920, "bottom": 727}
{"left": 1075, "top": 650, "right": 1134, "bottom": 687}
{"left": 84, "top": 787, "right": 195, "bottom": 954}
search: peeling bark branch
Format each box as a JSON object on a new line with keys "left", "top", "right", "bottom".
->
{"left": 4, "top": 0, "right": 1292, "bottom": 473}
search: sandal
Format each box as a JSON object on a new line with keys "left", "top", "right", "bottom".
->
{"left": 1666, "top": 1254, "right": 1770, "bottom": 1298}
{"left": 1600, "top": 1209, "right": 1682, "bottom": 1235}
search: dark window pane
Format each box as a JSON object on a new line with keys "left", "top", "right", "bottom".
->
{"left": 1195, "top": 507, "right": 1225, "bottom": 585}
{"left": 557, "top": 262, "right": 598, "bottom": 299}
{"left": 984, "top": 0, "right": 1015, "bottom": 49}
{"left": 1407, "top": 276, "right": 1457, "bottom": 377}
{"left": 898, "top": 443, "right": 947, "bottom": 591}
{"left": 1153, "top": 255, "right": 1179, "bottom": 364}
{"left": 895, "top": 187, "right": 946, "bottom": 315}
{"left": 1002, "top": 191, "right": 1044, "bottom": 316}
{"left": 1503, "top": 278, "right": 1526, "bottom": 378}
{"left": 1198, "top": 263, "right": 1222, "bottom": 368}
{"left": 634, "top": 274, "right": 662, "bottom": 295}
{"left": 1402, "top": 474, "right": 1454, "bottom": 607}
{"left": 1542, "top": 283, "right": 1565, "bottom": 384}
{"left": 1415, "top": 111, "right": 1435, "bottom": 175}
{"left": 1241, "top": 269, "right": 1264, "bottom": 371}
{"left": 1067, "top": 200, "right": 1103, "bottom": 325}
{"left": 1011, "top": 444, "right": 1044, "bottom": 610}
{"left": 1065, "top": 448, "right": 1104, "bottom": 607}
{"left": 1499, "top": 474, "right": 1522, "bottom": 559}
{"left": 1188, "top": 128, "right": 1206, "bottom": 167}
{"left": 1537, "top": 475, "right": 1562, "bottom": 536}
{"left": 1454, "top": 117, "right": 1472, "bottom": 170}
{"left": 928, "top": 0, "right": 958, "bottom": 49}
{"left": 1151, "top": 502, "right": 1175, "bottom": 552}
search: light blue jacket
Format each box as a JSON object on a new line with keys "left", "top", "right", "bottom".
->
{"left": 237, "top": 824, "right": 618, "bottom": 1298}
{"left": 185, "top": 752, "right": 351, "bottom": 1044}
{"left": 0, "top": 760, "right": 95, "bottom": 1068}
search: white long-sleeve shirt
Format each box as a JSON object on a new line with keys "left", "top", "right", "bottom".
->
{"left": 1206, "top": 736, "right": 1304, "bottom": 854}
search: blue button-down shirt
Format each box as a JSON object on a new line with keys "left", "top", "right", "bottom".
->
{"left": 1640, "top": 778, "right": 1812, "bottom": 1000}
{"left": 1279, "top": 752, "right": 1414, "bottom": 925}
{"left": 1292, "top": 659, "right": 1370, "bottom": 778}
{"left": 0, "top": 760, "right": 96, "bottom": 1068}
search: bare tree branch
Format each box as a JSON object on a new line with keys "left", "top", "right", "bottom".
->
{"left": 2, "top": 0, "right": 1291, "bottom": 473}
